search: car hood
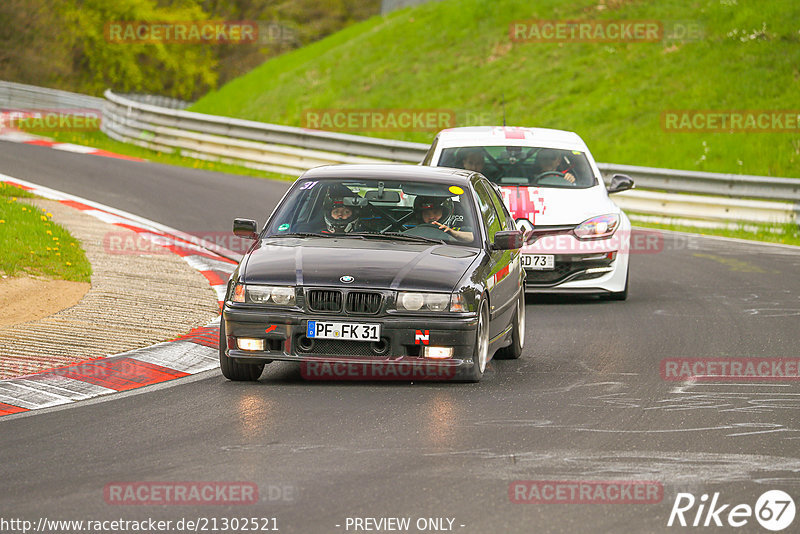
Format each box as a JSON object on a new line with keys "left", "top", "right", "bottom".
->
{"left": 241, "top": 237, "right": 479, "bottom": 292}
{"left": 499, "top": 185, "right": 620, "bottom": 226}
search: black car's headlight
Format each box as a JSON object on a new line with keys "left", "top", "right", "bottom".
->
{"left": 231, "top": 284, "right": 296, "bottom": 306}
{"left": 395, "top": 291, "right": 469, "bottom": 313}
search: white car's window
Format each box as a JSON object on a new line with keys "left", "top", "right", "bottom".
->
{"left": 438, "top": 146, "right": 597, "bottom": 189}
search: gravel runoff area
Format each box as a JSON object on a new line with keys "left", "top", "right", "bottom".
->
{"left": 0, "top": 198, "right": 221, "bottom": 379}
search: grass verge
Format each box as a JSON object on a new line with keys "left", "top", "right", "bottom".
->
{"left": 190, "top": 0, "right": 800, "bottom": 178}
{"left": 631, "top": 216, "right": 800, "bottom": 247}
{"left": 0, "top": 183, "right": 92, "bottom": 282}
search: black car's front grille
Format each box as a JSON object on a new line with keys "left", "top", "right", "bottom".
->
{"left": 345, "top": 291, "right": 383, "bottom": 314}
{"left": 306, "top": 290, "right": 342, "bottom": 312}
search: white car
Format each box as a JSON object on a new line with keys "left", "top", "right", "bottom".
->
{"left": 422, "top": 126, "right": 634, "bottom": 300}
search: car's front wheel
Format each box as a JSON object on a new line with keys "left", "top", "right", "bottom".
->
{"left": 463, "top": 299, "right": 490, "bottom": 382}
{"left": 496, "top": 291, "right": 525, "bottom": 360}
{"left": 219, "top": 320, "right": 265, "bottom": 381}
{"left": 604, "top": 264, "right": 629, "bottom": 301}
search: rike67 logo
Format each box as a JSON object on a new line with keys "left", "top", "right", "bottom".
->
{"left": 668, "top": 490, "right": 795, "bottom": 531}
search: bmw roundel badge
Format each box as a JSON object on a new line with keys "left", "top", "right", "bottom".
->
{"left": 340, "top": 275, "right": 355, "bottom": 283}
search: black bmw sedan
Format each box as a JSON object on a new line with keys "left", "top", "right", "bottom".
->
{"left": 220, "top": 164, "right": 526, "bottom": 382}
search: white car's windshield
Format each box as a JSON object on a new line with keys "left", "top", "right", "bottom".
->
{"left": 439, "top": 146, "right": 598, "bottom": 189}
{"left": 265, "top": 178, "right": 479, "bottom": 246}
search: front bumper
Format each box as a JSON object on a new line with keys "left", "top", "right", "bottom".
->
{"left": 521, "top": 230, "right": 629, "bottom": 293}
{"left": 222, "top": 307, "right": 479, "bottom": 378}
{"left": 523, "top": 252, "right": 616, "bottom": 288}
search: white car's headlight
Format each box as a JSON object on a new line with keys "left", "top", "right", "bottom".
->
{"left": 396, "top": 292, "right": 464, "bottom": 313}
{"left": 231, "top": 284, "right": 296, "bottom": 306}
{"left": 574, "top": 214, "right": 619, "bottom": 239}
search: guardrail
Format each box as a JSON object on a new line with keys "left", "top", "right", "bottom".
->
{"left": 102, "top": 90, "right": 426, "bottom": 168}
{"left": 1, "top": 81, "right": 797, "bottom": 227}
{"left": 118, "top": 93, "right": 192, "bottom": 110}
{"left": 0, "top": 81, "right": 105, "bottom": 111}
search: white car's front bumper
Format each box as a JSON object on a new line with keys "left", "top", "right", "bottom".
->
{"left": 521, "top": 218, "right": 631, "bottom": 294}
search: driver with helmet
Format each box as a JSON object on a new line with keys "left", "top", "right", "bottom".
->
{"left": 322, "top": 193, "right": 361, "bottom": 234}
{"left": 411, "top": 196, "right": 473, "bottom": 242}
{"left": 532, "top": 148, "right": 576, "bottom": 184}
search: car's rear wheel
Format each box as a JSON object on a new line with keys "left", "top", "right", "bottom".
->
{"left": 219, "top": 320, "right": 265, "bottom": 381}
{"left": 463, "top": 299, "right": 490, "bottom": 382}
{"left": 496, "top": 291, "right": 525, "bottom": 360}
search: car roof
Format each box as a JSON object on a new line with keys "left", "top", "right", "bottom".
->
{"left": 434, "top": 126, "right": 589, "bottom": 152}
{"left": 300, "top": 164, "right": 477, "bottom": 185}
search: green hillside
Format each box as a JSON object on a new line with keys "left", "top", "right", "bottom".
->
{"left": 190, "top": 0, "right": 800, "bottom": 178}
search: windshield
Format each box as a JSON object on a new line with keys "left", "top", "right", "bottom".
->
{"left": 265, "top": 178, "right": 480, "bottom": 247}
{"left": 438, "top": 146, "right": 598, "bottom": 189}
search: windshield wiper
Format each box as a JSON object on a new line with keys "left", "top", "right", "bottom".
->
{"left": 268, "top": 232, "right": 330, "bottom": 238}
{"left": 375, "top": 232, "right": 446, "bottom": 245}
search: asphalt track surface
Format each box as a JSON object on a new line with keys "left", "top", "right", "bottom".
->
{"left": 1, "top": 140, "right": 799, "bottom": 533}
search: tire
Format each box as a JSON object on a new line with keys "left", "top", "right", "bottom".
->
{"left": 605, "top": 265, "right": 629, "bottom": 301}
{"left": 496, "top": 291, "right": 525, "bottom": 360}
{"left": 218, "top": 320, "right": 265, "bottom": 381}
{"left": 463, "top": 299, "right": 490, "bottom": 382}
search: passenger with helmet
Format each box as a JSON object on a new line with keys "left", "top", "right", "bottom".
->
{"left": 410, "top": 196, "right": 473, "bottom": 242}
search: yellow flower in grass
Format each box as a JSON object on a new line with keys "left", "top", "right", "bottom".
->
{"left": 66, "top": 262, "right": 72, "bottom": 265}
{"left": 56, "top": 252, "right": 61, "bottom": 256}
{"left": 0, "top": 220, "right": 4, "bottom": 224}
{"left": 46, "top": 212, "right": 52, "bottom": 217}
{"left": 46, "top": 230, "right": 52, "bottom": 235}
{"left": 52, "top": 237, "right": 58, "bottom": 241}
{"left": 41, "top": 215, "right": 48, "bottom": 221}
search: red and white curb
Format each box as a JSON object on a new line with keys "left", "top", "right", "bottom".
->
{"left": 0, "top": 174, "right": 239, "bottom": 418}
{"left": 0, "top": 130, "right": 143, "bottom": 161}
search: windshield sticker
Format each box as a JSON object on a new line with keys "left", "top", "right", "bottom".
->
{"left": 449, "top": 185, "right": 464, "bottom": 195}
{"left": 299, "top": 181, "right": 318, "bottom": 190}
{"left": 572, "top": 150, "right": 582, "bottom": 155}
{"left": 278, "top": 223, "right": 290, "bottom": 231}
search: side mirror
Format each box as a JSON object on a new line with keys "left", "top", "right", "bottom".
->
{"left": 233, "top": 218, "right": 258, "bottom": 239}
{"left": 492, "top": 230, "right": 524, "bottom": 250}
{"left": 607, "top": 174, "right": 634, "bottom": 194}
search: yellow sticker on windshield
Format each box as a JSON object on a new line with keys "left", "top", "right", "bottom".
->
{"left": 572, "top": 150, "right": 581, "bottom": 154}
{"left": 449, "top": 186, "right": 464, "bottom": 195}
